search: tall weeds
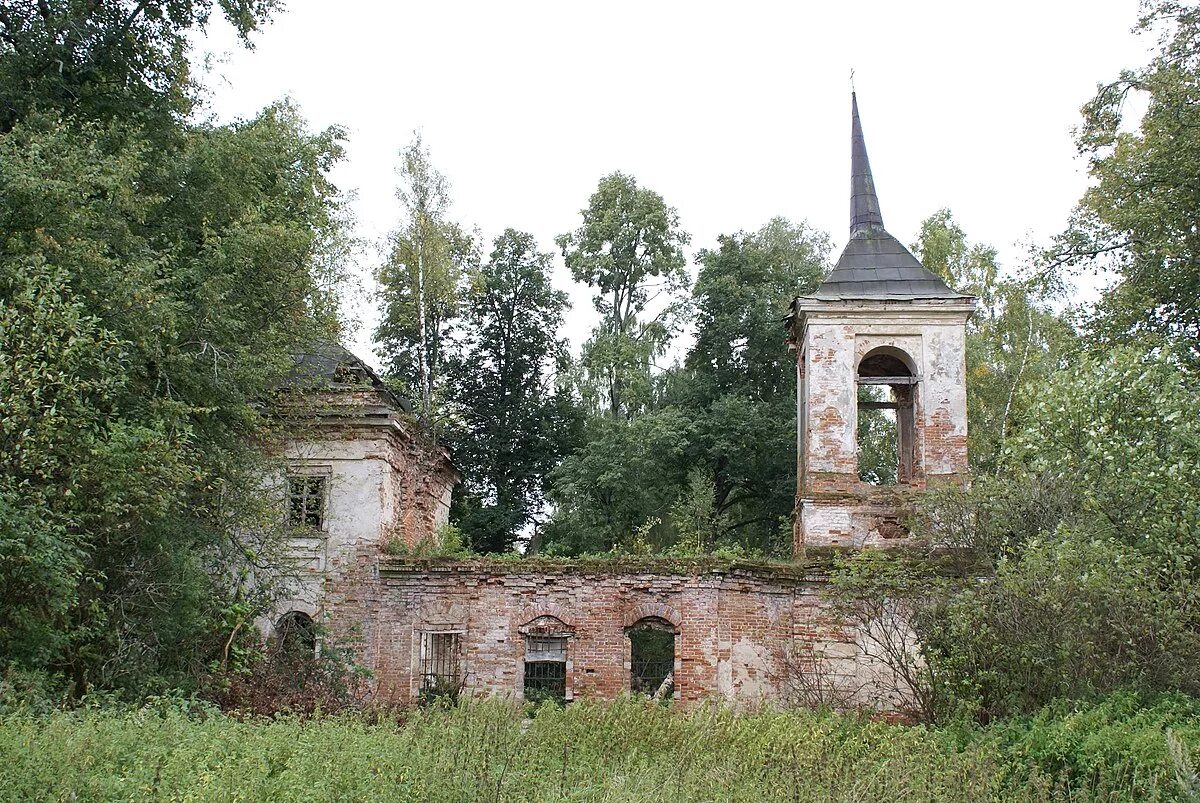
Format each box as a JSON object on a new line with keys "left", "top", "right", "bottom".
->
{"left": 0, "top": 696, "right": 1196, "bottom": 801}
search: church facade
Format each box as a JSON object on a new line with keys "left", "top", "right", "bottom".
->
{"left": 267, "top": 95, "right": 973, "bottom": 709}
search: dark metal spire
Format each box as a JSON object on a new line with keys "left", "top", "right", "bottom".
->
{"left": 850, "top": 92, "right": 884, "bottom": 235}
{"left": 796, "top": 92, "right": 971, "bottom": 301}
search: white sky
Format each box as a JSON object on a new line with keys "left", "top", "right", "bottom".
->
{"left": 195, "top": 0, "right": 1150, "bottom": 366}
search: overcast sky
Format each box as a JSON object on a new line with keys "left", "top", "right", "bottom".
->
{"left": 195, "top": 0, "right": 1149, "bottom": 366}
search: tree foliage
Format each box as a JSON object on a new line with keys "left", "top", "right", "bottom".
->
{"left": 0, "top": 0, "right": 278, "bottom": 132}
{"left": 376, "top": 134, "right": 474, "bottom": 424}
{"left": 1049, "top": 0, "right": 1200, "bottom": 362}
{"left": 544, "top": 217, "right": 828, "bottom": 556}
{"left": 445, "top": 230, "right": 582, "bottom": 554}
{"left": 849, "top": 348, "right": 1200, "bottom": 722}
{"left": 557, "top": 172, "right": 689, "bottom": 420}
{"left": 670, "top": 218, "right": 828, "bottom": 554}
{"left": 0, "top": 3, "right": 346, "bottom": 694}
{"left": 913, "top": 209, "right": 1075, "bottom": 474}
{"left": 545, "top": 409, "right": 695, "bottom": 555}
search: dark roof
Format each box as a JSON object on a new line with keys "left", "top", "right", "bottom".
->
{"left": 813, "top": 228, "right": 969, "bottom": 300}
{"left": 850, "top": 92, "right": 884, "bottom": 236}
{"left": 287, "top": 340, "right": 413, "bottom": 413}
{"left": 807, "top": 93, "right": 969, "bottom": 302}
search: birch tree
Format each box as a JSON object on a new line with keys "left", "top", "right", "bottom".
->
{"left": 912, "top": 210, "right": 1075, "bottom": 475}
{"left": 376, "top": 134, "right": 471, "bottom": 424}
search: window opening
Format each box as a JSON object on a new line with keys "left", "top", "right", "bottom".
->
{"left": 856, "top": 350, "right": 916, "bottom": 485}
{"left": 857, "top": 385, "right": 899, "bottom": 484}
{"left": 287, "top": 475, "right": 326, "bottom": 528}
{"left": 629, "top": 618, "right": 675, "bottom": 700}
{"left": 419, "top": 631, "right": 463, "bottom": 703}
{"left": 524, "top": 635, "right": 568, "bottom": 704}
{"left": 275, "top": 611, "right": 316, "bottom": 656}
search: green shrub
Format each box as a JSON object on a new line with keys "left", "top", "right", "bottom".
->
{"left": 385, "top": 524, "right": 470, "bottom": 559}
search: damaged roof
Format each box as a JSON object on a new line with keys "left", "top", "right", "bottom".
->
{"left": 287, "top": 340, "right": 413, "bottom": 413}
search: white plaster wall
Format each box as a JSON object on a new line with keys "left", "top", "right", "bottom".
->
{"left": 265, "top": 436, "right": 395, "bottom": 630}
{"left": 434, "top": 483, "right": 452, "bottom": 530}
{"left": 727, "top": 637, "right": 774, "bottom": 702}
{"left": 286, "top": 436, "right": 394, "bottom": 561}
{"left": 802, "top": 502, "right": 852, "bottom": 545}
{"left": 802, "top": 322, "right": 857, "bottom": 473}
{"left": 919, "top": 323, "right": 969, "bottom": 476}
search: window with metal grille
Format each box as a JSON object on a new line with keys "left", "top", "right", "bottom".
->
{"left": 419, "top": 631, "right": 463, "bottom": 699}
{"left": 524, "top": 635, "right": 567, "bottom": 702}
{"left": 629, "top": 619, "right": 675, "bottom": 699}
{"left": 287, "top": 475, "right": 326, "bottom": 529}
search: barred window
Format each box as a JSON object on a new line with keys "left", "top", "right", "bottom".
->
{"left": 287, "top": 475, "right": 326, "bottom": 529}
{"left": 419, "top": 631, "right": 463, "bottom": 699}
{"left": 524, "top": 635, "right": 568, "bottom": 703}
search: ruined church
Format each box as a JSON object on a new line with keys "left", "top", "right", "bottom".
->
{"left": 267, "top": 94, "right": 974, "bottom": 708}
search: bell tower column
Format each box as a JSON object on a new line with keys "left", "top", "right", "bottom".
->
{"left": 790, "top": 93, "right": 975, "bottom": 552}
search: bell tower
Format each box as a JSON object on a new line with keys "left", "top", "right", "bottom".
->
{"left": 790, "top": 93, "right": 975, "bottom": 550}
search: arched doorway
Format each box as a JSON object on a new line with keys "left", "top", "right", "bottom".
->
{"left": 275, "top": 611, "right": 317, "bottom": 656}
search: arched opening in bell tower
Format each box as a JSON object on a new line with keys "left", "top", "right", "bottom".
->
{"left": 856, "top": 347, "right": 917, "bottom": 485}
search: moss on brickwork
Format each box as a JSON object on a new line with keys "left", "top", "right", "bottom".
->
{"left": 378, "top": 546, "right": 984, "bottom": 580}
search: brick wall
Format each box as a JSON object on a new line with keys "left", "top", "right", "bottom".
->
{"left": 320, "top": 559, "right": 901, "bottom": 709}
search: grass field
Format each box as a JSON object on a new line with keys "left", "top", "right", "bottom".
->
{"left": 1, "top": 695, "right": 1198, "bottom": 802}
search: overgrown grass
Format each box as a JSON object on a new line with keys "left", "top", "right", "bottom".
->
{"left": 1, "top": 694, "right": 1197, "bottom": 801}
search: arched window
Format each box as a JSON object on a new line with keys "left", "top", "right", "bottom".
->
{"left": 856, "top": 348, "right": 917, "bottom": 485}
{"left": 520, "top": 614, "right": 572, "bottom": 704}
{"left": 275, "top": 611, "right": 317, "bottom": 656}
{"left": 628, "top": 617, "right": 676, "bottom": 700}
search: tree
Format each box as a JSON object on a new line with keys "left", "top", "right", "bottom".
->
{"left": 545, "top": 409, "right": 695, "bottom": 555}
{"left": 1007, "top": 348, "right": 1200, "bottom": 576}
{"left": 679, "top": 218, "right": 829, "bottom": 554}
{"left": 688, "top": 217, "right": 828, "bottom": 398}
{"left": 913, "top": 210, "right": 1075, "bottom": 474}
{"left": 0, "top": 2, "right": 349, "bottom": 694}
{"left": 0, "top": 0, "right": 278, "bottom": 133}
{"left": 542, "top": 218, "right": 829, "bottom": 557}
{"left": 906, "top": 348, "right": 1200, "bottom": 720}
{"left": 557, "top": 172, "right": 689, "bottom": 420}
{"left": 376, "top": 134, "right": 473, "bottom": 424}
{"left": 1047, "top": 0, "right": 1200, "bottom": 363}
{"left": 444, "top": 230, "right": 582, "bottom": 553}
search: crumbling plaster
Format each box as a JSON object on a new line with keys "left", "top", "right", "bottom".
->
{"left": 794, "top": 301, "right": 973, "bottom": 549}
{"left": 265, "top": 387, "right": 457, "bottom": 635}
